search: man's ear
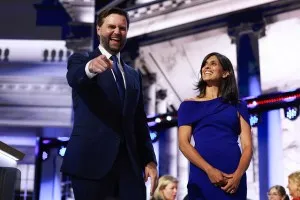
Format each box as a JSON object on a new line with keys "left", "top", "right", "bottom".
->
{"left": 96, "top": 25, "right": 101, "bottom": 35}
{"left": 222, "top": 71, "right": 230, "bottom": 78}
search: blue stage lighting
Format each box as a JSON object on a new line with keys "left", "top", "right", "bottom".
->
{"left": 59, "top": 146, "right": 67, "bottom": 157}
{"left": 42, "top": 151, "right": 48, "bottom": 161}
{"left": 249, "top": 114, "right": 259, "bottom": 127}
{"left": 150, "top": 131, "right": 159, "bottom": 143}
{"left": 42, "top": 139, "right": 51, "bottom": 144}
{"left": 57, "top": 137, "right": 69, "bottom": 142}
{"left": 284, "top": 107, "right": 299, "bottom": 120}
{"left": 147, "top": 121, "right": 157, "bottom": 127}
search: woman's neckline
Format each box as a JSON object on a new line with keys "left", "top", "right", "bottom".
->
{"left": 184, "top": 96, "right": 222, "bottom": 103}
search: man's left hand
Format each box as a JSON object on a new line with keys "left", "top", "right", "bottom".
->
{"left": 144, "top": 162, "right": 158, "bottom": 196}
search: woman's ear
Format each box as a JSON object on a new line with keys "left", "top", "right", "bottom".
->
{"left": 222, "top": 71, "right": 230, "bottom": 78}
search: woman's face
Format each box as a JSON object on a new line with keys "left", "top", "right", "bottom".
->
{"left": 162, "top": 182, "right": 177, "bottom": 200}
{"left": 267, "top": 188, "right": 284, "bottom": 200}
{"left": 287, "top": 179, "right": 299, "bottom": 198}
{"left": 201, "top": 55, "right": 228, "bottom": 84}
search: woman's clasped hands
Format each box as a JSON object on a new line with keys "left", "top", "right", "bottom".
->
{"left": 206, "top": 167, "right": 242, "bottom": 194}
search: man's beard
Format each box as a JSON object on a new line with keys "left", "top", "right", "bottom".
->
{"left": 100, "top": 36, "right": 126, "bottom": 54}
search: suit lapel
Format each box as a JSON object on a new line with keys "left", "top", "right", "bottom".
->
{"left": 122, "top": 62, "right": 138, "bottom": 115}
{"left": 89, "top": 48, "right": 122, "bottom": 109}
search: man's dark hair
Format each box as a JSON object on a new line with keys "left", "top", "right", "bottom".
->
{"left": 196, "top": 52, "right": 239, "bottom": 104}
{"left": 96, "top": 7, "right": 130, "bottom": 29}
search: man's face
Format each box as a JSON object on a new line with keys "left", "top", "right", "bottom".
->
{"left": 97, "top": 13, "right": 128, "bottom": 55}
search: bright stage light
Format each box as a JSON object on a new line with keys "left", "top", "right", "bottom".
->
{"left": 148, "top": 121, "right": 156, "bottom": 127}
{"left": 155, "top": 118, "right": 161, "bottom": 123}
{"left": 150, "top": 131, "right": 159, "bottom": 143}
{"left": 42, "top": 139, "right": 51, "bottom": 144}
{"left": 250, "top": 114, "right": 259, "bottom": 127}
{"left": 57, "top": 137, "right": 70, "bottom": 142}
{"left": 42, "top": 151, "right": 48, "bottom": 161}
{"left": 284, "top": 106, "right": 299, "bottom": 121}
{"left": 166, "top": 116, "right": 172, "bottom": 121}
{"left": 248, "top": 100, "right": 257, "bottom": 109}
{"left": 59, "top": 146, "right": 67, "bottom": 157}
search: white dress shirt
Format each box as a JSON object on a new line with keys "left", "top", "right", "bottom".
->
{"left": 85, "top": 45, "right": 126, "bottom": 88}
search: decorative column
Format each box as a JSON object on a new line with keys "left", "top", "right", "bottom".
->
{"left": 228, "top": 14, "right": 264, "bottom": 98}
{"left": 35, "top": 128, "right": 71, "bottom": 200}
{"left": 268, "top": 110, "right": 284, "bottom": 185}
{"left": 38, "top": 146, "right": 62, "bottom": 200}
{"left": 143, "top": 72, "right": 160, "bottom": 172}
{"left": 177, "top": 139, "right": 189, "bottom": 200}
{"left": 156, "top": 89, "right": 178, "bottom": 178}
{"left": 144, "top": 73, "right": 157, "bottom": 117}
{"left": 228, "top": 12, "right": 265, "bottom": 200}
{"left": 156, "top": 89, "right": 168, "bottom": 176}
{"left": 167, "top": 126, "right": 178, "bottom": 177}
{"left": 34, "top": 137, "right": 42, "bottom": 200}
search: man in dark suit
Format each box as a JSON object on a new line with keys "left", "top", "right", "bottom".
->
{"left": 61, "top": 7, "right": 158, "bottom": 200}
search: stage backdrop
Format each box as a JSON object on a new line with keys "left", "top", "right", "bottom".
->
{"left": 259, "top": 9, "right": 300, "bottom": 193}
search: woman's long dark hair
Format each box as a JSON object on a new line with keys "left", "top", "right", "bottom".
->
{"left": 196, "top": 52, "right": 239, "bottom": 104}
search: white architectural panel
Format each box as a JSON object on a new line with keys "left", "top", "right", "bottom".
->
{"left": 259, "top": 16, "right": 300, "bottom": 91}
{"left": 128, "top": 0, "right": 279, "bottom": 38}
{"left": 259, "top": 9, "right": 300, "bottom": 195}
{"left": 281, "top": 113, "right": 300, "bottom": 189}
{"left": 0, "top": 39, "right": 69, "bottom": 63}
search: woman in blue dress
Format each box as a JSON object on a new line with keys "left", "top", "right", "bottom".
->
{"left": 178, "top": 52, "right": 253, "bottom": 200}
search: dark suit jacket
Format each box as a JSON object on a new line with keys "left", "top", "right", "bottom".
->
{"left": 61, "top": 48, "right": 157, "bottom": 180}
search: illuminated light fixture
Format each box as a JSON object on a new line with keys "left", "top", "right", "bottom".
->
{"left": 59, "top": 146, "right": 67, "bottom": 157}
{"left": 284, "top": 96, "right": 296, "bottom": 102}
{"left": 248, "top": 101, "right": 257, "bottom": 109}
{"left": 284, "top": 107, "right": 299, "bottom": 121}
{"left": 57, "top": 137, "right": 70, "bottom": 142}
{"left": 166, "top": 116, "right": 172, "bottom": 121}
{"left": 147, "top": 114, "right": 156, "bottom": 118}
{"left": 0, "top": 149, "right": 19, "bottom": 161}
{"left": 148, "top": 121, "right": 156, "bottom": 127}
{"left": 155, "top": 118, "right": 161, "bottom": 123}
{"left": 42, "top": 151, "right": 48, "bottom": 161}
{"left": 150, "top": 131, "right": 159, "bottom": 143}
{"left": 249, "top": 114, "right": 259, "bottom": 127}
{"left": 42, "top": 139, "right": 51, "bottom": 144}
{"left": 247, "top": 94, "right": 300, "bottom": 106}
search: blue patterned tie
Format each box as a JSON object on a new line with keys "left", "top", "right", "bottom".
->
{"left": 111, "top": 55, "right": 125, "bottom": 103}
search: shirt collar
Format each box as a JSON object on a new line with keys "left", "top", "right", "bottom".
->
{"left": 98, "top": 45, "right": 121, "bottom": 64}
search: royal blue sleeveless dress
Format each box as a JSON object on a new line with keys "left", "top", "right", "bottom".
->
{"left": 178, "top": 97, "right": 250, "bottom": 200}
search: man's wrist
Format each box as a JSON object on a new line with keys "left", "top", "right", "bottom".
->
{"left": 85, "top": 61, "right": 97, "bottom": 78}
{"left": 88, "top": 63, "right": 96, "bottom": 74}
